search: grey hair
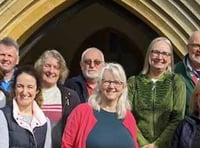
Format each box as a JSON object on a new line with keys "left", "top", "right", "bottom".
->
{"left": 34, "top": 49, "right": 69, "bottom": 84}
{"left": 141, "top": 37, "right": 174, "bottom": 74}
{"left": 0, "top": 36, "right": 19, "bottom": 55}
{"left": 81, "top": 47, "right": 105, "bottom": 62}
{"left": 88, "top": 63, "right": 131, "bottom": 119}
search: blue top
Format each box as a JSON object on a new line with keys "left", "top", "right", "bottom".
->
{"left": 86, "top": 109, "right": 135, "bottom": 148}
{"left": 0, "top": 78, "right": 13, "bottom": 93}
{"left": 0, "top": 69, "right": 15, "bottom": 94}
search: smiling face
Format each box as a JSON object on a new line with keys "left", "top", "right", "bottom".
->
{"left": 149, "top": 40, "right": 172, "bottom": 74}
{"left": 100, "top": 69, "right": 124, "bottom": 103}
{"left": 15, "top": 72, "right": 38, "bottom": 108}
{"left": 0, "top": 44, "right": 19, "bottom": 74}
{"left": 80, "top": 49, "right": 104, "bottom": 80}
{"left": 188, "top": 31, "right": 200, "bottom": 68}
{"left": 41, "top": 56, "right": 60, "bottom": 88}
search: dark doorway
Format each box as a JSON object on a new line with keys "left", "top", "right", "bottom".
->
{"left": 71, "top": 27, "right": 144, "bottom": 78}
{"left": 19, "top": 0, "right": 159, "bottom": 79}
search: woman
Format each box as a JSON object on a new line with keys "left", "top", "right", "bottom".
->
{"left": 62, "top": 63, "right": 138, "bottom": 148}
{"left": 34, "top": 49, "right": 80, "bottom": 148}
{"left": 0, "top": 65, "right": 51, "bottom": 148}
{"left": 171, "top": 82, "right": 200, "bottom": 148}
{"left": 128, "top": 37, "right": 186, "bottom": 148}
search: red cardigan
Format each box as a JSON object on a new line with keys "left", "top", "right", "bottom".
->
{"left": 62, "top": 103, "right": 138, "bottom": 148}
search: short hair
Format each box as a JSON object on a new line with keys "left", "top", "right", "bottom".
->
{"left": 190, "top": 82, "right": 200, "bottom": 114}
{"left": 188, "top": 30, "right": 200, "bottom": 44}
{"left": 12, "top": 65, "right": 43, "bottom": 107}
{"left": 0, "top": 37, "right": 19, "bottom": 55}
{"left": 88, "top": 63, "right": 131, "bottom": 119}
{"left": 34, "top": 49, "right": 69, "bottom": 84}
{"left": 81, "top": 47, "right": 105, "bottom": 62}
{"left": 141, "top": 37, "right": 174, "bottom": 74}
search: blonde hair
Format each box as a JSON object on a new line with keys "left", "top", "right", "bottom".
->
{"left": 141, "top": 37, "right": 174, "bottom": 74}
{"left": 34, "top": 49, "right": 69, "bottom": 84}
{"left": 88, "top": 63, "right": 131, "bottom": 119}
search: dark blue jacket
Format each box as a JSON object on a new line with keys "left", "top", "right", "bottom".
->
{"left": 64, "top": 74, "right": 88, "bottom": 103}
{"left": 1, "top": 106, "right": 47, "bottom": 148}
{"left": 171, "top": 114, "right": 200, "bottom": 148}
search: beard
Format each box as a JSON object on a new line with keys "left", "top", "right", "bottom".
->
{"left": 82, "top": 70, "right": 99, "bottom": 80}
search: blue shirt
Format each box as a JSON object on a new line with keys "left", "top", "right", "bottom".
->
{"left": 0, "top": 77, "right": 14, "bottom": 94}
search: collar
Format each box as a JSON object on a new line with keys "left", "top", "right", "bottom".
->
{"left": 13, "top": 99, "right": 47, "bottom": 128}
{"left": 186, "top": 57, "right": 200, "bottom": 77}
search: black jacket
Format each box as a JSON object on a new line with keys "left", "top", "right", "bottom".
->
{"left": 64, "top": 74, "right": 88, "bottom": 103}
{"left": 171, "top": 114, "right": 200, "bottom": 148}
{"left": 52, "top": 84, "right": 80, "bottom": 148}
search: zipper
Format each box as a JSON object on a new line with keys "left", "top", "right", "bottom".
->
{"left": 152, "top": 81, "right": 156, "bottom": 138}
{"left": 31, "top": 129, "right": 38, "bottom": 148}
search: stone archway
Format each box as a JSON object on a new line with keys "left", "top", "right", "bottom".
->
{"left": 18, "top": 0, "right": 158, "bottom": 77}
{"left": 0, "top": 0, "right": 199, "bottom": 75}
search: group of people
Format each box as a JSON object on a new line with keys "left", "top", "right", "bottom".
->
{"left": 0, "top": 30, "right": 199, "bottom": 148}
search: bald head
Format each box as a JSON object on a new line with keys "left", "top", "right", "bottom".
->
{"left": 188, "top": 30, "right": 200, "bottom": 44}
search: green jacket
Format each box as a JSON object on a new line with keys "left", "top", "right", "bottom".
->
{"left": 175, "top": 54, "right": 196, "bottom": 116}
{"left": 128, "top": 73, "right": 186, "bottom": 148}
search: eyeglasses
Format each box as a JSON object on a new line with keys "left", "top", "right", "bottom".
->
{"left": 102, "top": 79, "right": 123, "bottom": 87}
{"left": 151, "top": 49, "right": 171, "bottom": 57}
{"left": 83, "top": 60, "right": 103, "bottom": 66}
{"left": 188, "top": 43, "right": 200, "bottom": 49}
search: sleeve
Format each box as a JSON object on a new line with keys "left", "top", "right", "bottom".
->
{"left": 127, "top": 76, "right": 135, "bottom": 105}
{"left": 70, "top": 90, "right": 81, "bottom": 109}
{"left": 64, "top": 79, "right": 85, "bottom": 102}
{"left": 154, "top": 74, "right": 186, "bottom": 147}
{"left": 44, "top": 117, "right": 52, "bottom": 148}
{"left": 137, "top": 127, "right": 150, "bottom": 146}
{"left": 170, "top": 120, "right": 183, "bottom": 148}
{"left": 64, "top": 79, "right": 77, "bottom": 91}
{"left": 0, "top": 110, "right": 9, "bottom": 148}
{"left": 126, "top": 111, "right": 139, "bottom": 148}
{"left": 0, "top": 91, "right": 6, "bottom": 108}
{"left": 62, "top": 88, "right": 81, "bottom": 128}
{"left": 61, "top": 105, "right": 80, "bottom": 148}
{"left": 128, "top": 76, "right": 150, "bottom": 146}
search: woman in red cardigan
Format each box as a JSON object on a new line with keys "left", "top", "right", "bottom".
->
{"left": 62, "top": 63, "right": 138, "bottom": 148}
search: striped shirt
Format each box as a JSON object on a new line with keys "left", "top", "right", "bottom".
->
{"left": 41, "top": 85, "right": 62, "bottom": 123}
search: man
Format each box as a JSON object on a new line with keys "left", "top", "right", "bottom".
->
{"left": 175, "top": 30, "right": 200, "bottom": 115}
{"left": 0, "top": 37, "right": 19, "bottom": 94}
{"left": 64, "top": 47, "right": 105, "bottom": 102}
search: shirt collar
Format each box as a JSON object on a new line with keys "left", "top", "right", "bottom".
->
{"left": 186, "top": 58, "right": 200, "bottom": 77}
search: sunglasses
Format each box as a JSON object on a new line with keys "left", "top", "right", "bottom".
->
{"left": 84, "top": 60, "right": 103, "bottom": 66}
